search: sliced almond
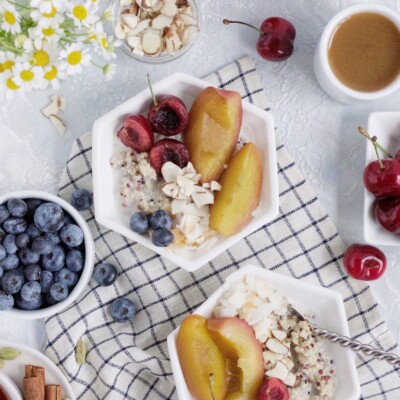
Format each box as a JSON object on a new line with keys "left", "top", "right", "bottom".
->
{"left": 180, "top": 13, "right": 197, "bottom": 26}
{"left": 263, "top": 351, "right": 284, "bottom": 364}
{"left": 173, "top": 14, "right": 185, "bottom": 33}
{"left": 162, "top": 183, "right": 179, "bottom": 198}
{"left": 49, "top": 114, "right": 65, "bottom": 135}
{"left": 171, "top": 199, "right": 187, "bottom": 214}
{"left": 266, "top": 338, "right": 289, "bottom": 355}
{"left": 283, "top": 372, "right": 296, "bottom": 387}
{"left": 129, "top": 18, "right": 150, "bottom": 36}
{"left": 161, "top": 161, "right": 183, "bottom": 183}
{"left": 165, "top": 26, "right": 182, "bottom": 55}
{"left": 192, "top": 187, "right": 214, "bottom": 208}
{"left": 51, "top": 94, "right": 65, "bottom": 111}
{"left": 127, "top": 35, "right": 141, "bottom": 48}
{"left": 272, "top": 329, "right": 287, "bottom": 342}
{"left": 160, "top": 0, "right": 178, "bottom": 17}
{"left": 151, "top": 0, "right": 163, "bottom": 12}
{"left": 120, "top": 0, "right": 133, "bottom": 5}
{"left": 176, "top": 175, "right": 194, "bottom": 196}
{"left": 281, "top": 357, "right": 294, "bottom": 371}
{"left": 122, "top": 14, "right": 139, "bottom": 29}
{"left": 152, "top": 14, "right": 173, "bottom": 30}
{"left": 179, "top": 5, "right": 192, "bottom": 15}
{"left": 136, "top": 0, "right": 153, "bottom": 11}
{"left": 210, "top": 181, "right": 221, "bottom": 191}
{"left": 266, "top": 361, "right": 289, "bottom": 380}
{"left": 42, "top": 100, "right": 59, "bottom": 118}
{"left": 202, "top": 182, "right": 210, "bottom": 189}
{"left": 115, "top": 22, "right": 126, "bottom": 39}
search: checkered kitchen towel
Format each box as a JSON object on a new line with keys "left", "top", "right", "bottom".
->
{"left": 45, "top": 57, "right": 400, "bottom": 400}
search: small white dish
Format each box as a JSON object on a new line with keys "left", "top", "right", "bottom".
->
{"left": 167, "top": 265, "right": 360, "bottom": 400}
{"left": 0, "top": 339, "right": 75, "bottom": 399}
{"left": 0, "top": 370, "right": 23, "bottom": 400}
{"left": 363, "top": 112, "right": 400, "bottom": 246}
{"left": 92, "top": 73, "right": 279, "bottom": 272}
{"left": 0, "top": 190, "right": 95, "bottom": 320}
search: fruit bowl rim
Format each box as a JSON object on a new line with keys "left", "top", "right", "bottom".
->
{"left": 0, "top": 190, "right": 95, "bottom": 321}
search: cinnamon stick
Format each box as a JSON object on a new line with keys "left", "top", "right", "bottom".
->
{"left": 24, "top": 365, "right": 45, "bottom": 400}
{"left": 45, "top": 385, "right": 62, "bottom": 400}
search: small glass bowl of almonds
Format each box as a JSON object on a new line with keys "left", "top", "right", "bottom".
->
{"left": 111, "top": 0, "right": 201, "bottom": 63}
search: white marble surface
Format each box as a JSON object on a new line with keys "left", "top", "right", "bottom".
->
{"left": 1, "top": 0, "right": 400, "bottom": 350}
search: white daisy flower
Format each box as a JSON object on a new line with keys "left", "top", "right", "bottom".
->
{"left": 0, "top": 70, "right": 22, "bottom": 100}
{"left": 103, "top": 63, "right": 116, "bottom": 81}
{"left": 28, "top": 41, "right": 58, "bottom": 70}
{"left": 0, "top": 52, "right": 18, "bottom": 74}
{"left": 1, "top": 4, "right": 21, "bottom": 34}
{"left": 93, "top": 33, "right": 118, "bottom": 60}
{"left": 41, "top": 64, "right": 66, "bottom": 89}
{"left": 68, "top": 1, "right": 97, "bottom": 28}
{"left": 13, "top": 63, "right": 44, "bottom": 91}
{"left": 102, "top": 6, "right": 114, "bottom": 22}
{"left": 30, "top": 0, "right": 67, "bottom": 14}
{"left": 31, "top": 1, "right": 64, "bottom": 29}
{"left": 29, "top": 25, "right": 63, "bottom": 49}
{"left": 60, "top": 43, "right": 91, "bottom": 75}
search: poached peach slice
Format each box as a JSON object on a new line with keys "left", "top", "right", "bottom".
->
{"left": 177, "top": 315, "right": 228, "bottom": 400}
{"left": 184, "top": 87, "right": 243, "bottom": 183}
{"left": 210, "top": 142, "right": 263, "bottom": 236}
{"left": 207, "top": 317, "right": 264, "bottom": 400}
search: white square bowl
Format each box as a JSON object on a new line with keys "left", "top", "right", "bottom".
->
{"left": 92, "top": 73, "right": 279, "bottom": 271}
{"left": 363, "top": 112, "right": 400, "bottom": 246}
{"left": 167, "top": 265, "right": 360, "bottom": 400}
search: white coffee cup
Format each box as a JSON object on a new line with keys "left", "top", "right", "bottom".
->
{"left": 314, "top": 4, "right": 400, "bottom": 104}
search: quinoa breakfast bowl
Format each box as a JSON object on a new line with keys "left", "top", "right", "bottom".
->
{"left": 92, "top": 73, "right": 279, "bottom": 271}
{"left": 167, "top": 265, "right": 360, "bottom": 400}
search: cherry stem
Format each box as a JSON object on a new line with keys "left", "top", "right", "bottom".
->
{"left": 147, "top": 73, "right": 158, "bottom": 107}
{"left": 209, "top": 373, "right": 215, "bottom": 400}
{"left": 358, "top": 127, "right": 393, "bottom": 159}
{"left": 223, "top": 19, "right": 264, "bottom": 35}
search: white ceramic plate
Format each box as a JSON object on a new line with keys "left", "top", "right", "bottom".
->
{"left": 92, "top": 73, "right": 279, "bottom": 271}
{"left": 363, "top": 112, "right": 400, "bottom": 246}
{"left": 167, "top": 265, "right": 360, "bottom": 400}
{"left": 0, "top": 339, "right": 75, "bottom": 399}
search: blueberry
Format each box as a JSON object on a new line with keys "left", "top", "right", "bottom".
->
{"left": 41, "top": 245, "right": 65, "bottom": 271}
{"left": 0, "top": 267, "right": 3, "bottom": 279}
{"left": 63, "top": 214, "right": 75, "bottom": 225}
{"left": 0, "top": 290, "right": 14, "bottom": 311}
{"left": 0, "top": 254, "right": 19, "bottom": 270}
{"left": 1, "top": 270, "right": 24, "bottom": 294}
{"left": 3, "top": 218, "right": 27, "bottom": 234}
{"left": 19, "top": 248, "right": 40, "bottom": 265}
{"left": 0, "top": 245, "right": 5, "bottom": 261}
{"left": 20, "top": 281, "right": 41, "bottom": 302}
{"left": 49, "top": 282, "right": 68, "bottom": 302}
{"left": 151, "top": 228, "right": 174, "bottom": 247}
{"left": 24, "top": 264, "right": 41, "bottom": 281}
{"left": 34, "top": 203, "right": 64, "bottom": 233}
{"left": 15, "top": 293, "right": 43, "bottom": 310}
{"left": 0, "top": 228, "right": 5, "bottom": 243}
{"left": 26, "top": 224, "right": 41, "bottom": 240}
{"left": 7, "top": 198, "right": 28, "bottom": 217}
{"left": 149, "top": 210, "right": 172, "bottom": 230}
{"left": 110, "top": 298, "right": 136, "bottom": 322}
{"left": 55, "top": 268, "right": 79, "bottom": 287}
{"left": 71, "top": 189, "right": 93, "bottom": 211}
{"left": 44, "top": 232, "right": 61, "bottom": 245}
{"left": 3, "top": 234, "right": 17, "bottom": 254}
{"left": 40, "top": 270, "right": 53, "bottom": 293}
{"left": 130, "top": 212, "right": 149, "bottom": 234}
{"left": 66, "top": 250, "right": 84, "bottom": 272}
{"left": 15, "top": 233, "right": 29, "bottom": 249}
{"left": 60, "top": 224, "right": 84, "bottom": 247}
{"left": 46, "top": 293, "right": 57, "bottom": 306}
{"left": 0, "top": 206, "right": 9, "bottom": 224}
{"left": 26, "top": 199, "right": 42, "bottom": 217}
{"left": 94, "top": 263, "right": 117, "bottom": 286}
{"left": 32, "top": 237, "right": 54, "bottom": 255}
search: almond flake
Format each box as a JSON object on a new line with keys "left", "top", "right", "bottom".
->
{"left": 152, "top": 14, "right": 173, "bottom": 30}
{"left": 42, "top": 100, "right": 59, "bottom": 118}
{"left": 210, "top": 181, "right": 221, "bottom": 191}
{"left": 51, "top": 94, "right": 65, "bottom": 111}
{"left": 283, "top": 372, "right": 296, "bottom": 387}
{"left": 180, "top": 13, "right": 197, "bottom": 26}
{"left": 192, "top": 187, "right": 214, "bottom": 208}
{"left": 272, "top": 329, "right": 287, "bottom": 342}
{"left": 120, "top": 0, "right": 133, "bottom": 5}
{"left": 162, "top": 183, "right": 179, "bottom": 198}
{"left": 161, "top": 161, "right": 183, "bottom": 183}
{"left": 127, "top": 35, "right": 141, "bottom": 48}
{"left": 122, "top": 14, "right": 139, "bottom": 29}
{"left": 49, "top": 114, "right": 66, "bottom": 135}
{"left": 142, "top": 28, "right": 163, "bottom": 55}
{"left": 266, "top": 361, "right": 289, "bottom": 380}
{"left": 160, "top": 0, "right": 178, "bottom": 17}
{"left": 266, "top": 338, "right": 289, "bottom": 355}
{"left": 115, "top": 23, "right": 126, "bottom": 39}
{"left": 129, "top": 18, "right": 150, "bottom": 36}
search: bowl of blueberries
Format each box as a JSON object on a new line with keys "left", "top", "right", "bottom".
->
{"left": 0, "top": 190, "right": 95, "bottom": 320}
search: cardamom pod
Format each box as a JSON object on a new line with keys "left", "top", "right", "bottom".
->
{"left": 0, "top": 347, "right": 21, "bottom": 360}
{"left": 75, "top": 338, "right": 86, "bottom": 365}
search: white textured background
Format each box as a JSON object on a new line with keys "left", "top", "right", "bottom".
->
{"left": 1, "top": 0, "right": 400, "bottom": 348}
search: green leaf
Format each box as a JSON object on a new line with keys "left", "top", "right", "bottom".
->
{"left": 20, "top": 16, "right": 36, "bottom": 33}
{"left": 0, "top": 347, "right": 21, "bottom": 360}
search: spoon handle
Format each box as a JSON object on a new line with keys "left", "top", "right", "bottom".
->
{"left": 313, "top": 327, "right": 400, "bottom": 366}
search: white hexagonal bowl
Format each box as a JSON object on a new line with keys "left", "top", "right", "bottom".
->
{"left": 92, "top": 73, "right": 278, "bottom": 271}
{"left": 167, "top": 265, "right": 360, "bottom": 400}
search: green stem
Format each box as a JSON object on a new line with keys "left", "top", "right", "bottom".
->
{"left": 59, "top": 37, "right": 75, "bottom": 44}
{"left": 358, "top": 127, "right": 393, "bottom": 159}
{"left": 147, "top": 74, "right": 158, "bottom": 107}
{"left": 90, "top": 60, "right": 103, "bottom": 69}
{"left": 372, "top": 137, "right": 384, "bottom": 170}
{"left": 223, "top": 19, "right": 264, "bottom": 35}
{"left": 0, "top": 40, "right": 24, "bottom": 55}
{"left": 7, "top": 0, "right": 32, "bottom": 10}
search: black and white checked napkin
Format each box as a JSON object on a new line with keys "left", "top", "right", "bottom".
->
{"left": 45, "top": 57, "right": 400, "bottom": 400}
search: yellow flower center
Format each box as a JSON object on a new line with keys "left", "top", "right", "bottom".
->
{"left": 4, "top": 11, "right": 16, "bottom": 25}
{"left": 0, "top": 60, "right": 14, "bottom": 73}
{"left": 42, "top": 27, "right": 55, "bottom": 36}
{"left": 101, "top": 37, "right": 107, "bottom": 49}
{"left": 6, "top": 77, "right": 19, "bottom": 90}
{"left": 67, "top": 51, "right": 82, "bottom": 65}
{"left": 73, "top": 5, "right": 88, "bottom": 21}
{"left": 20, "top": 70, "right": 34, "bottom": 82}
{"left": 34, "top": 50, "right": 49, "bottom": 67}
{"left": 44, "top": 66, "right": 57, "bottom": 80}
{"left": 43, "top": 6, "right": 57, "bottom": 18}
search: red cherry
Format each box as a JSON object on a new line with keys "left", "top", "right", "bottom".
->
{"left": 149, "top": 138, "right": 189, "bottom": 174}
{"left": 223, "top": 18, "right": 296, "bottom": 62}
{"left": 343, "top": 244, "right": 386, "bottom": 281}
{"left": 375, "top": 197, "right": 400, "bottom": 233}
{"left": 258, "top": 378, "right": 289, "bottom": 400}
{"left": 363, "top": 159, "right": 400, "bottom": 197}
{"left": 147, "top": 75, "right": 188, "bottom": 136}
{"left": 117, "top": 115, "right": 154, "bottom": 152}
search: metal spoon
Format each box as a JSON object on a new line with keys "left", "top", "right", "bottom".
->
{"left": 288, "top": 304, "right": 400, "bottom": 367}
